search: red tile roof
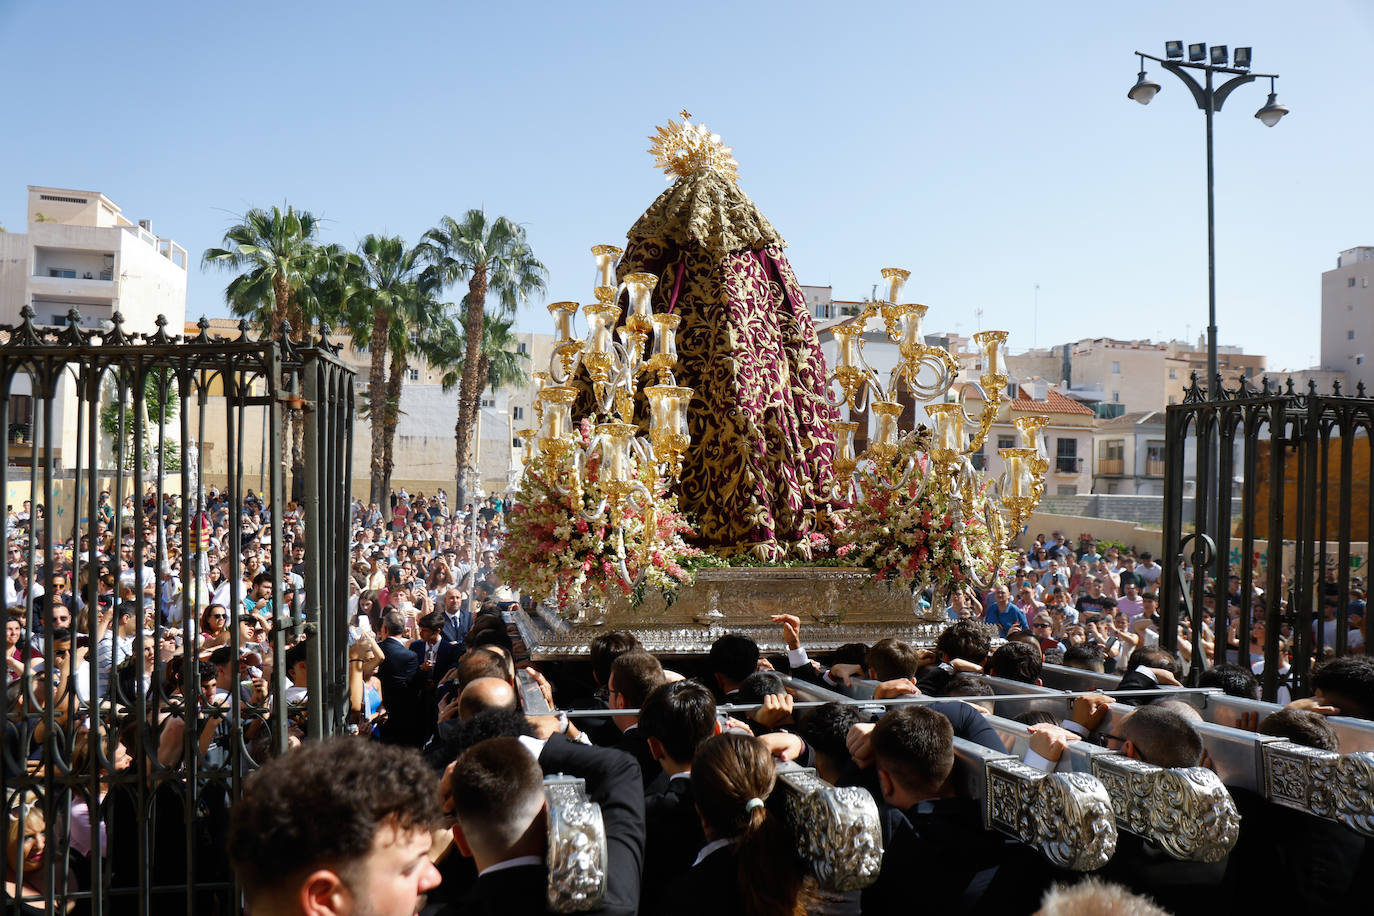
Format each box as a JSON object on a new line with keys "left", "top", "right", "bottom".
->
{"left": 1010, "top": 387, "right": 1095, "bottom": 416}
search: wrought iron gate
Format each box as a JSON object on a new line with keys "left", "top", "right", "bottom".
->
{"left": 1161, "top": 373, "right": 1372, "bottom": 700}
{"left": 1, "top": 308, "right": 353, "bottom": 914}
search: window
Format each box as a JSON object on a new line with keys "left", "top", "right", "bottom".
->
{"left": 512, "top": 406, "right": 524, "bottom": 421}
{"left": 481, "top": 398, "right": 496, "bottom": 408}
{"left": 48, "top": 268, "right": 76, "bottom": 279}
{"left": 1056, "top": 438, "right": 1078, "bottom": 474}
{"left": 970, "top": 450, "right": 986, "bottom": 470}
{"left": 517, "top": 342, "right": 528, "bottom": 354}
{"left": 1168, "top": 396, "right": 1177, "bottom": 405}
{"left": 1350, "top": 277, "right": 1358, "bottom": 288}
{"left": 1145, "top": 441, "right": 1166, "bottom": 477}
{"left": 1357, "top": 355, "right": 1365, "bottom": 366}
{"left": 1112, "top": 361, "right": 1121, "bottom": 374}
{"left": 1101, "top": 440, "right": 1124, "bottom": 461}
{"left": 997, "top": 435, "right": 1015, "bottom": 450}
{"left": 1111, "top": 392, "right": 1120, "bottom": 403}
{"left": 1349, "top": 331, "right": 1356, "bottom": 341}
{"left": 407, "top": 368, "right": 420, "bottom": 381}
{"left": 1168, "top": 368, "right": 1176, "bottom": 379}
{"left": 512, "top": 437, "right": 523, "bottom": 448}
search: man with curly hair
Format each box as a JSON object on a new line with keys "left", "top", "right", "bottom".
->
{"left": 228, "top": 738, "right": 442, "bottom": 916}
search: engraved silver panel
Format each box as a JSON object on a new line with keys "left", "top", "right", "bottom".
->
{"left": 1262, "top": 741, "right": 1374, "bottom": 837}
{"left": 1091, "top": 756, "right": 1240, "bottom": 862}
{"left": 776, "top": 766, "right": 885, "bottom": 890}
{"left": 543, "top": 775, "right": 607, "bottom": 912}
{"left": 984, "top": 758, "right": 1117, "bottom": 871}
{"left": 513, "top": 567, "right": 947, "bottom": 659}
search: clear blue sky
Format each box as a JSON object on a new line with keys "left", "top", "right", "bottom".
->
{"left": 3, "top": 0, "right": 1371, "bottom": 373}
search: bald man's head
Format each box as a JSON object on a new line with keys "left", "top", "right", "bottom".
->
{"left": 459, "top": 677, "right": 518, "bottom": 721}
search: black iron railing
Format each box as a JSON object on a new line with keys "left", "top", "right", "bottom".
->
{"left": 0, "top": 307, "right": 354, "bottom": 915}
{"left": 1161, "top": 372, "right": 1372, "bottom": 700}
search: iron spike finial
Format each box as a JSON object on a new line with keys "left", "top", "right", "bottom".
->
{"left": 1358, "top": 380, "right": 1367, "bottom": 398}
{"left": 1308, "top": 379, "right": 1318, "bottom": 395}
{"left": 1332, "top": 378, "right": 1342, "bottom": 396}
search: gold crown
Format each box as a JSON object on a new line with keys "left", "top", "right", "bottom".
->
{"left": 648, "top": 110, "right": 739, "bottom": 182}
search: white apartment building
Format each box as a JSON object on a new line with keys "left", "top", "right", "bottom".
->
{"left": 1321, "top": 246, "right": 1374, "bottom": 394}
{"left": 0, "top": 186, "right": 188, "bottom": 470}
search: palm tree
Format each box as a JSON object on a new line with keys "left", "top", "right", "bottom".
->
{"left": 420, "top": 211, "right": 547, "bottom": 505}
{"left": 202, "top": 206, "right": 321, "bottom": 340}
{"left": 202, "top": 206, "right": 322, "bottom": 495}
{"left": 427, "top": 314, "right": 530, "bottom": 482}
{"left": 341, "top": 235, "right": 429, "bottom": 512}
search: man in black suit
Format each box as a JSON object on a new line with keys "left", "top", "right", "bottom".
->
{"left": 637, "top": 680, "right": 716, "bottom": 911}
{"left": 858, "top": 706, "right": 1036, "bottom": 915}
{"left": 445, "top": 734, "right": 645, "bottom": 916}
{"left": 605, "top": 650, "right": 666, "bottom": 789}
{"left": 707, "top": 632, "right": 758, "bottom": 701}
{"left": 410, "top": 611, "right": 461, "bottom": 684}
{"left": 1096, "top": 705, "right": 1229, "bottom": 914}
{"left": 1115, "top": 647, "right": 1183, "bottom": 705}
{"left": 437, "top": 585, "right": 473, "bottom": 646}
{"left": 377, "top": 610, "right": 425, "bottom": 747}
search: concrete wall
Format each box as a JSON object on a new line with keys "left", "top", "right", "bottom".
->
{"left": 1015, "top": 512, "right": 1162, "bottom": 556}
{"left": 0, "top": 232, "right": 28, "bottom": 315}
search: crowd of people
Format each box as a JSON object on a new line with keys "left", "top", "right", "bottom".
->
{"left": 964, "top": 530, "right": 1366, "bottom": 696}
{"left": 3, "top": 496, "right": 1371, "bottom": 915}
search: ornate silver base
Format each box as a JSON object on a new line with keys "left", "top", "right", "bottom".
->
{"left": 512, "top": 566, "right": 948, "bottom": 659}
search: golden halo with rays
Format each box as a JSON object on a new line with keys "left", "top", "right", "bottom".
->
{"left": 647, "top": 112, "right": 740, "bottom": 183}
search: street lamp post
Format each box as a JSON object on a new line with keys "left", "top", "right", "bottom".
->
{"left": 1128, "top": 42, "right": 1288, "bottom": 399}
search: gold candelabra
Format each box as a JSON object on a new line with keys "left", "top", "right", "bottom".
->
{"left": 825, "top": 268, "right": 1051, "bottom": 588}
{"left": 524, "top": 245, "right": 695, "bottom": 587}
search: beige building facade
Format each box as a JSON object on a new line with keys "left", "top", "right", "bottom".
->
{"left": 1321, "top": 246, "right": 1374, "bottom": 393}
{"left": 1, "top": 186, "right": 188, "bottom": 471}
{"left": 183, "top": 320, "right": 554, "bottom": 502}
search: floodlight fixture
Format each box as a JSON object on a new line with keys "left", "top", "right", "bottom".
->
{"left": 1189, "top": 42, "right": 1206, "bottom": 62}
{"left": 1210, "top": 45, "right": 1228, "bottom": 66}
{"left": 1165, "top": 40, "right": 1184, "bottom": 59}
{"left": 1233, "top": 47, "right": 1251, "bottom": 69}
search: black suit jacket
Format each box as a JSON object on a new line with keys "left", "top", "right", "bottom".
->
{"left": 1116, "top": 668, "right": 1167, "bottom": 706}
{"left": 408, "top": 638, "right": 462, "bottom": 683}
{"left": 861, "top": 797, "right": 1036, "bottom": 915}
{"left": 454, "top": 735, "right": 645, "bottom": 916}
{"left": 1097, "top": 831, "right": 1228, "bottom": 915}
{"left": 642, "top": 775, "right": 705, "bottom": 912}
{"left": 657, "top": 845, "right": 743, "bottom": 916}
{"left": 377, "top": 636, "right": 424, "bottom": 746}
{"left": 438, "top": 609, "right": 472, "bottom": 645}
{"left": 614, "top": 725, "right": 663, "bottom": 790}
{"left": 539, "top": 735, "right": 645, "bottom": 916}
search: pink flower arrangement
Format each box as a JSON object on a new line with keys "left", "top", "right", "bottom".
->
{"left": 498, "top": 448, "right": 702, "bottom": 611}
{"left": 832, "top": 438, "right": 1013, "bottom": 595}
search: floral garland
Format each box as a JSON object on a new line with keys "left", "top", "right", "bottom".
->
{"left": 831, "top": 441, "right": 1014, "bottom": 595}
{"left": 498, "top": 420, "right": 702, "bottom": 611}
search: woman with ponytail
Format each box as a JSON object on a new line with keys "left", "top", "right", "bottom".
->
{"left": 659, "top": 732, "right": 802, "bottom": 916}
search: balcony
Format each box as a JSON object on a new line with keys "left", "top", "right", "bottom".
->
{"left": 1145, "top": 458, "right": 1166, "bottom": 477}
{"left": 1098, "top": 458, "right": 1124, "bottom": 475}
{"left": 28, "top": 272, "right": 117, "bottom": 302}
{"left": 1055, "top": 456, "right": 1082, "bottom": 474}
